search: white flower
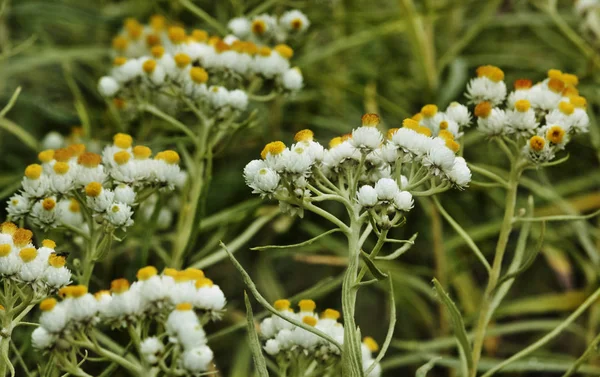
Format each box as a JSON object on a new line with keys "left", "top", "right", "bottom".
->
{"left": 17, "top": 248, "right": 47, "bottom": 281}
{"left": 424, "top": 145, "right": 456, "bottom": 172}
{"left": 6, "top": 194, "right": 30, "bottom": 220}
{"left": 70, "top": 293, "right": 98, "bottom": 322}
{"left": 280, "top": 10, "right": 310, "bottom": 32}
{"left": 42, "top": 132, "right": 64, "bottom": 150}
{"left": 140, "top": 337, "right": 164, "bottom": 365}
{"left": 227, "top": 89, "right": 249, "bottom": 110}
{"left": 43, "top": 263, "right": 72, "bottom": 288}
{"left": 351, "top": 127, "right": 383, "bottom": 150}
{"left": 466, "top": 77, "right": 507, "bottom": 106}
{"left": 374, "top": 178, "right": 399, "bottom": 201}
{"left": 254, "top": 52, "right": 289, "bottom": 79}
{"left": 166, "top": 305, "right": 199, "bottom": 336}
{"left": 282, "top": 145, "right": 314, "bottom": 174}
{"left": 244, "top": 160, "right": 268, "bottom": 186}
{"left": 208, "top": 86, "right": 230, "bottom": 108}
{"left": 39, "top": 301, "right": 69, "bottom": 333}
{"left": 282, "top": 68, "right": 303, "bottom": 91}
{"left": 393, "top": 191, "right": 414, "bottom": 211}
{"left": 445, "top": 102, "right": 471, "bottom": 127}
{"left": 22, "top": 175, "right": 50, "bottom": 198}
{"left": 32, "top": 327, "right": 55, "bottom": 349}
{"left": 181, "top": 346, "right": 214, "bottom": 373}
{"left": 98, "top": 76, "right": 120, "bottom": 97}
{"left": 106, "top": 202, "right": 134, "bottom": 229}
{"left": 194, "top": 282, "right": 227, "bottom": 311}
{"left": 228, "top": 17, "right": 251, "bottom": 38}
{"left": 114, "top": 184, "right": 136, "bottom": 205}
{"left": 447, "top": 157, "right": 471, "bottom": 188}
{"left": 264, "top": 339, "right": 281, "bottom": 355}
{"left": 357, "top": 185, "right": 378, "bottom": 208}
{"left": 0, "top": 247, "right": 20, "bottom": 275}
{"left": 477, "top": 108, "right": 507, "bottom": 136}
{"left": 250, "top": 168, "right": 280, "bottom": 194}
{"left": 86, "top": 185, "right": 115, "bottom": 213}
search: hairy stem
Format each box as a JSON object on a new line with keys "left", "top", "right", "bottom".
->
{"left": 469, "top": 162, "right": 523, "bottom": 376}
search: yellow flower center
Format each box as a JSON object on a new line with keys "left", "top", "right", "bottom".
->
{"left": 561, "top": 73, "right": 579, "bottom": 87}
{"left": 322, "top": 308, "right": 340, "bottom": 320}
{"left": 251, "top": 20, "right": 267, "bottom": 35}
{"left": 329, "top": 137, "right": 342, "bottom": 148}
{"left": 416, "top": 126, "right": 432, "bottom": 137}
{"left": 40, "top": 298, "right": 57, "bottom": 312}
{"left": 112, "top": 36, "right": 128, "bottom": 51}
{"left": 176, "top": 302, "right": 193, "bottom": 311}
{"left": 113, "top": 57, "right": 127, "bottom": 66}
{"left": 12, "top": 228, "right": 32, "bottom": 247}
{"left": 195, "top": 277, "right": 214, "bottom": 288}
{"left": 361, "top": 113, "right": 380, "bottom": 127}
{"left": 150, "top": 14, "right": 166, "bottom": 31}
{"left": 529, "top": 136, "right": 545, "bottom": 152}
{"left": 49, "top": 254, "right": 66, "bottom": 268}
{"left": 190, "top": 67, "right": 209, "bottom": 84}
{"left": 546, "top": 125, "right": 565, "bottom": 144}
{"left": 476, "top": 65, "right": 504, "bottom": 82}
{"left": 38, "top": 149, "right": 55, "bottom": 163}
{"left": 163, "top": 268, "right": 178, "bottom": 277}
{"left": 146, "top": 34, "right": 160, "bottom": 47}
{"left": 1, "top": 222, "right": 17, "bottom": 235}
{"left": 274, "top": 44, "right": 294, "bottom": 59}
{"left": 184, "top": 268, "right": 205, "bottom": 280}
{"left": 174, "top": 53, "right": 191, "bottom": 68}
{"left": 77, "top": 152, "right": 102, "bottom": 168}
{"left": 386, "top": 128, "right": 398, "bottom": 140}
{"left": 142, "top": 59, "right": 157, "bottom": 74}
{"left": 558, "top": 101, "right": 574, "bottom": 115}
{"left": 42, "top": 239, "right": 56, "bottom": 249}
{"left": 124, "top": 18, "right": 142, "bottom": 39}
{"left": 302, "top": 316, "right": 317, "bottom": 326}
{"left": 547, "top": 78, "right": 565, "bottom": 93}
{"left": 111, "top": 278, "right": 130, "bottom": 294}
{"left": 474, "top": 101, "right": 492, "bottom": 118}
{"left": 298, "top": 299, "right": 316, "bottom": 312}
{"left": 19, "top": 247, "right": 37, "bottom": 262}
{"left": 514, "top": 99, "right": 531, "bottom": 112}
{"left": 71, "top": 285, "right": 88, "bottom": 298}
{"left": 168, "top": 26, "right": 186, "bottom": 44}
{"left": 0, "top": 244, "right": 10, "bottom": 257}
{"left": 137, "top": 266, "right": 158, "bottom": 281}
{"left": 547, "top": 69, "right": 562, "bottom": 79}
{"left": 85, "top": 182, "right": 103, "bottom": 197}
{"left": 260, "top": 141, "right": 286, "bottom": 159}
{"left": 274, "top": 299, "right": 291, "bottom": 311}
{"left": 514, "top": 79, "right": 532, "bottom": 90}
{"left": 155, "top": 150, "right": 180, "bottom": 164}
{"left": 258, "top": 47, "right": 271, "bottom": 57}
{"left": 192, "top": 29, "right": 208, "bottom": 42}
{"left": 113, "top": 151, "right": 131, "bottom": 165}
{"left": 421, "top": 104, "right": 438, "bottom": 117}
{"left": 42, "top": 198, "right": 56, "bottom": 211}
{"left": 94, "top": 290, "right": 111, "bottom": 300}
{"left": 69, "top": 198, "right": 80, "bottom": 212}
{"left": 402, "top": 119, "right": 419, "bottom": 131}
{"left": 291, "top": 18, "right": 303, "bottom": 30}
{"left": 294, "top": 129, "right": 314, "bottom": 142}
{"left": 133, "top": 145, "right": 152, "bottom": 160}
{"left": 570, "top": 95, "right": 587, "bottom": 109}
{"left": 439, "top": 121, "right": 448, "bottom": 130}
{"left": 25, "top": 164, "right": 43, "bottom": 179}
{"left": 151, "top": 45, "right": 165, "bottom": 58}
{"left": 363, "top": 336, "right": 379, "bottom": 352}
{"left": 53, "top": 162, "right": 70, "bottom": 175}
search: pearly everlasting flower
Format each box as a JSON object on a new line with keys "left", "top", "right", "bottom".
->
{"left": 228, "top": 17, "right": 251, "bottom": 38}
{"left": 475, "top": 102, "right": 507, "bottom": 136}
{"left": 351, "top": 127, "right": 384, "bottom": 151}
{"left": 85, "top": 182, "right": 115, "bottom": 213}
{"left": 114, "top": 184, "right": 136, "bottom": 205}
{"left": 466, "top": 65, "right": 507, "bottom": 105}
{"left": 182, "top": 346, "right": 214, "bottom": 373}
{"left": 140, "top": 337, "right": 164, "bottom": 364}
{"left": 98, "top": 76, "right": 120, "bottom": 97}
{"left": 32, "top": 327, "right": 55, "bottom": 349}
{"left": 280, "top": 10, "right": 310, "bottom": 33}
{"left": 445, "top": 102, "right": 471, "bottom": 127}
{"left": 447, "top": 157, "right": 471, "bottom": 188}
{"left": 282, "top": 68, "right": 303, "bottom": 91}
{"left": 106, "top": 202, "right": 134, "bottom": 229}
{"left": 357, "top": 185, "right": 378, "bottom": 208}
{"left": 374, "top": 178, "right": 399, "bottom": 201}
{"left": 43, "top": 254, "right": 72, "bottom": 288}
{"left": 194, "top": 278, "right": 227, "bottom": 311}
{"left": 6, "top": 194, "right": 30, "bottom": 220}
{"left": 393, "top": 191, "right": 414, "bottom": 211}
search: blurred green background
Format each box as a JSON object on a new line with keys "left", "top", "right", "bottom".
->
{"left": 1, "top": 0, "right": 600, "bottom": 375}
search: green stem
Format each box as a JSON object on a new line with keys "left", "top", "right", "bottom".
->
{"left": 469, "top": 161, "right": 523, "bottom": 377}
{"left": 0, "top": 307, "right": 13, "bottom": 377}
{"left": 563, "top": 331, "right": 600, "bottom": 377}
{"left": 341, "top": 218, "right": 365, "bottom": 377}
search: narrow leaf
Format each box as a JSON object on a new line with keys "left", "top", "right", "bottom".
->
{"left": 377, "top": 233, "right": 418, "bottom": 260}
{"left": 498, "top": 221, "right": 546, "bottom": 285}
{"left": 360, "top": 250, "right": 388, "bottom": 280}
{"left": 365, "top": 276, "right": 396, "bottom": 375}
{"left": 251, "top": 228, "right": 342, "bottom": 250}
{"left": 432, "top": 278, "right": 473, "bottom": 371}
{"left": 416, "top": 357, "right": 442, "bottom": 377}
{"left": 244, "top": 292, "right": 269, "bottom": 377}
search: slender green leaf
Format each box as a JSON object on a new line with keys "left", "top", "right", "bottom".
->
{"left": 360, "top": 250, "right": 388, "bottom": 280}
{"left": 251, "top": 228, "right": 342, "bottom": 251}
{"left": 498, "top": 221, "right": 546, "bottom": 285}
{"left": 416, "top": 357, "right": 442, "bottom": 377}
{"left": 244, "top": 292, "right": 269, "bottom": 377}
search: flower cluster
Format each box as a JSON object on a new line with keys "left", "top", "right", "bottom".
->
{"left": 6, "top": 133, "right": 184, "bottom": 231}
{"left": 32, "top": 266, "right": 225, "bottom": 374}
{"left": 244, "top": 113, "right": 471, "bottom": 222}
{"left": 0, "top": 222, "right": 71, "bottom": 289}
{"left": 259, "top": 299, "right": 381, "bottom": 377}
{"left": 98, "top": 15, "right": 305, "bottom": 118}
{"left": 465, "top": 66, "right": 589, "bottom": 163}
{"left": 228, "top": 10, "right": 310, "bottom": 44}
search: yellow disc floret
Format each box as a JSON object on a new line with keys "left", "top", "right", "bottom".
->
{"left": 386, "top": 128, "right": 398, "bottom": 140}
{"left": 94, "top": 290, "right": 110, "bottom": 300}
{"left": 137, "top": 266, "right": 158, "bottom": 281}
{"left": 329, "top": 137, "right": 342, "bottom": 148}
{"left": 251, "top": 19, "right": 267, "bottom": 35}
{"left": 19, "top": 247, "right": 37, "bottom": 262}
{"left": 155, "top": 150, "right": 180, "bottom": 164}
{"left": 546, "top": 125, "right": 565, "bottom": 144}
{"left": 53, "top": 162, "right": 70, "bottom": 175}
{"left": 113, "top": 57, "right": 127, "bottom": 66}
{"left": 421, "top": 104, "right": 438, "bottom": 117}
{"left": 48, "top": 254, "right": 66, "bottom": 268}
{"left": 514, "top": 99, "right": 531, "bottom": 113}
{"left": 174, "top": 53, "right": 191, "bottom": 68}
{"left": 85, "top": 182, "right": 103, "bottom": 197}
{"left": 42, "top": 239, "right": 56, "bottom": 249}
{"left": 476, "top": 65, "right": 504, "bottom": 82}
{"left": 302, "top": 316, "right": 317, "bottom": 326}
{"left": 151, "top": 45, "right": 165, "bottom": 58}
{"left": 77, "top": 152, "right": 102, "bottom": 168}
{"left": 294, "top": 129, "right": 314, "bottom": 142}
{"left": 176, "top": 302, "right": 193, "bottom": 311}
{"left": 114, "top": 133, "right": 133, "bottom": 149}
{"left": 570, "top": 95, "right": 587, "bottom": 108}
{"left": 274, "top": 299, "right": 291, "bottom": 311}
{"left": 561, "top": 73, "right": 579, "bottom": 87}
{"left": 13, "top": 228, "right": 33, "bottom": 247}
{"left": 25, "top": 164, "right": 43, "bottom": 180}
{"left": 111, "top": 278, "right": 130, "bottom": 294}
{"left": 474, "top": 101, "right": 492, "bottom": 118}
{"left": 363, "top": 336, "right": 379, "bottom": 352}
{"left": 150, "top": 15, "right": 166, "bottom": 31}
{"left": 322, "top": 308, "right": 341, "bottom": 320}
{"left": 190, "top": 67, "right": 209, "bottom": 84}
{"left": 298, "top": 299, "right": 316, "bottom": 312}
{"left": 0, "top": 244, "right": 10, "bottom": 257}
{"left": 40, "top": 298, "right": 57, "bottom": 312}
{"left": 112, "top": 36, "right": 128, "bottom": 51}
{"left": 192, "top": 29, "right": 208, "bottom": 42}
{"left": 113, "top": 151, "right": 131, "bottom": 165}
{"left": 69, "top": 198, "right": 80, "bottom": 213}
{"left": 529, "top": 136, "right": 545, "bottom": 152}
{"left": 274, "top": 44, "right": 294, "bottom": 59}
{"left": 184, "top": 268, "right": 205, "bottom": 280}
{"left": 38, "top": 149, "right": 55, "bottom": 163}
{"left": 133, "top": 145, "right": 152, "bottom": 160}
{"left": 42, "top": 198, "right": 56, "bottom": 211}
{"left": 71, "top": 285, "right": 88, "bottom": 298}
{"left": 258, "top": 47, "right": 271, "bottom": 57}
{"left": 514, "top": 79, "right": 532, "bottom": 90}
{"left": 558, "top": 101, "right": 574, "bottom": 115}
{"left": 195, "top": 278, "right": 214, "bottom": 288}
{"left": 143, "top": 59, "right": 157, "bottom": 74}
{"left": 547, "top": 78, "right": 565, "bottom": 93}
{"left": 168, "top": 26, "right": 186, "bottom": 43}
{"left": 402, "top": 119, "right": 419, "bottom": 131}
{"left": 260, "top": 141, "right": 286, "bottom": 159}
{"left": 361, "top": 113, "right": 380, "bottom": 127}
{"left": 146, "top": 34, "right": 161, "bottom": 47}
{"left": 416, "top": 126, "right": 432, "bottom": 137}
{"left": 1, "top": 222, "right": 17, "bottom": 235}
